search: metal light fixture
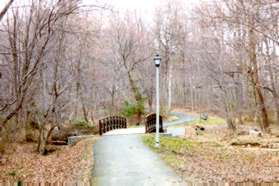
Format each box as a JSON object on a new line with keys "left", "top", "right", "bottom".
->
{"left": 153, "top": 54, "right": 161, "bottom": 148}
{"left": 154, "top": 54, "right": 161, "bottom": 67}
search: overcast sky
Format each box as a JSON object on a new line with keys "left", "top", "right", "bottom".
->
{"left": 0, "top": 0, "right": 202, "bottom": 21}
{"left": 85, "top": 0, "right": 200, "bottom": 16}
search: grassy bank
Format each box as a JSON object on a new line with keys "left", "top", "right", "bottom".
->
{"left": 142, "top": 134, "right": 279, "bottom": 183}
{"left": 143, "top": 134, "right": 200, "bottom": 168}
{"left": 188, "top": 116, "right": 226, "bottom": 125}
{"left": 173, "top": 115, "right": 226, "bottom": 128}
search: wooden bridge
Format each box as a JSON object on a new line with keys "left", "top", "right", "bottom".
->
{"left": 99, "top": 116, "right": 127, "bottom": 135}
{"left": 98, "top": 113, "right": 164, "bottom": 135}
{"left": 145, "top": 113, "right": 164, "bottom": 133}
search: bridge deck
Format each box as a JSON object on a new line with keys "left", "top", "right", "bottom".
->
{"left": 103, "top": 127, "right": 145, "bottom": 135}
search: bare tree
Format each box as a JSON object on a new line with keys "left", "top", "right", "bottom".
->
{"left": 106, "top": 12, "right": 153, "bottom": 124}
{"left": 0, "top": 0, "right": 14, "bottom": 21}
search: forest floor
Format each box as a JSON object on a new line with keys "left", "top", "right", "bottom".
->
{"left": 143, "top": 111, "right": 279, "bottom": 183}
{"left": 0, "top": 137, "right": 97, "bottom": 184}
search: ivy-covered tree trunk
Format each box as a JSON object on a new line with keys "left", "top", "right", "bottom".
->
{"left": 127, "top": 71, "right": 144, "bottom": 125}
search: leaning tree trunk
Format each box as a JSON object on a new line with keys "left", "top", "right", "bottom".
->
{"left": 248, "top": 21, "right": 269, "bottom": 131}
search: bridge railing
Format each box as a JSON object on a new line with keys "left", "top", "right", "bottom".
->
{"left": 99, "top": 116, "right": 127, "bottom": 135}
{"left": 145, "top": 113, "right": 164, "bottom": 133}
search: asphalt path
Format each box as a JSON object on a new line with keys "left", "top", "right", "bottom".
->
{"left": 164, "top": 112, "right": 194, "bottom": 127}
{"left": 92, "top": 112, "right": 195, "bottom": 186}
{"left": 93, "top": 134, "right": 185, "bottom": 186}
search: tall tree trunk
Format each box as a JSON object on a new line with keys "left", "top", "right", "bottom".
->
{"left": 127, "top": 71, "right": 143, "bottom": 125}
{"left": 148, "top": 98, "right": 153, "bottom": 112}
{"left": 189, "top": 76, "right": 194, "bottom": 111}
{"left": 148, "top": 90, "right": 153, "bottom": 112}
{"left": 248, "top": 19, "right": 269, "bottom": 131}
{"left": 224, "top": 93, "right": 236, "bottom": 131}
{"left": 110, "top": 85, "right": 116, "bottom": 113}
{"left": 265, "top": 39, "right": 279, "bottom": 125}
{"left": 37, "top": 126, "right": 47, "bottom": 155}
{"left": 76, "top": 56, "right": 89, "bottom": 122}
{"left": 82, "top": 103, "right": 89, "bottom": 123}
{"left": 167, "top": 63, "right": 173, "bottom": 112}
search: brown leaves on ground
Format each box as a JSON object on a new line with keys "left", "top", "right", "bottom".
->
{"left": 179, "top": 142, "right": 279, "bottom": 183}
{"left": 0, "top": 137, "right": 97, "bottom": 183}
{"left": 177, "top": 125, "right": 279, "bottom": 183}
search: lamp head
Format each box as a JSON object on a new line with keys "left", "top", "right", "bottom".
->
{"left": 154, "top": 54, "right": 161, "bottom": 67}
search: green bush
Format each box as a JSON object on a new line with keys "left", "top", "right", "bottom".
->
{"left": 7, "top": 171, "right": 16, "bottom": 177}
{"left": 121, "top": 99, "right": 145, "bottom": 118}
{"left": 71, "top": 118, "right": 92, "bottom": 129}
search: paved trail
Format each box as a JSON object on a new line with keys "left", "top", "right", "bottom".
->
{"left": 93, "top": 112, "right": 194, "bottom": 186}
{"left": 93, "top": 134, "right": 185, "bottom": 186}
{"left": 165, "top": 112, "right": 195, "bottom": 136}
{"left": 164, "top": 112, "right": 194, "bottom": 127}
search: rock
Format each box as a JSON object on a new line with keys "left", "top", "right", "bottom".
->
{"left": 230, "top": 136, "right": 262, "bottom": 147}
{"left": 248, "top": 128, "right": 262, "bottom": 137}
{"left": 195, "top": 125, "right": 205, "bottom": 135}
{"left": 50, "top": 140, "right": 67, "bottom": 145}
{"left": 68, "top": 135, "right": 95, "bottom": 145}
{"left": 195, "top": 125, "right": 205, "bottom": 131}
{"left": 200, "top": 113, "right": 208, "bottom": 120}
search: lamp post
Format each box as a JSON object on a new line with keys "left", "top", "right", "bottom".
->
{"left": 154, "top": 54, "right": 161, "bottom": 148}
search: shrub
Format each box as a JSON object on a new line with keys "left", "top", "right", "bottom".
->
{"left": 68, "top": 118, "right": 98, "bottom": 135}
{"left": 71, "top": 118, "right": 92, "bottom": 129}
{"left": 121, "top": 99, "right": 145, "bottom": 118}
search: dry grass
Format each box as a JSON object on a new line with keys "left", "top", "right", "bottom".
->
{"left": 164, "top": 115, "right": 179, "bottom": 122}
{"left": 143, "top": 125, "right": 279, "bottom": 183}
